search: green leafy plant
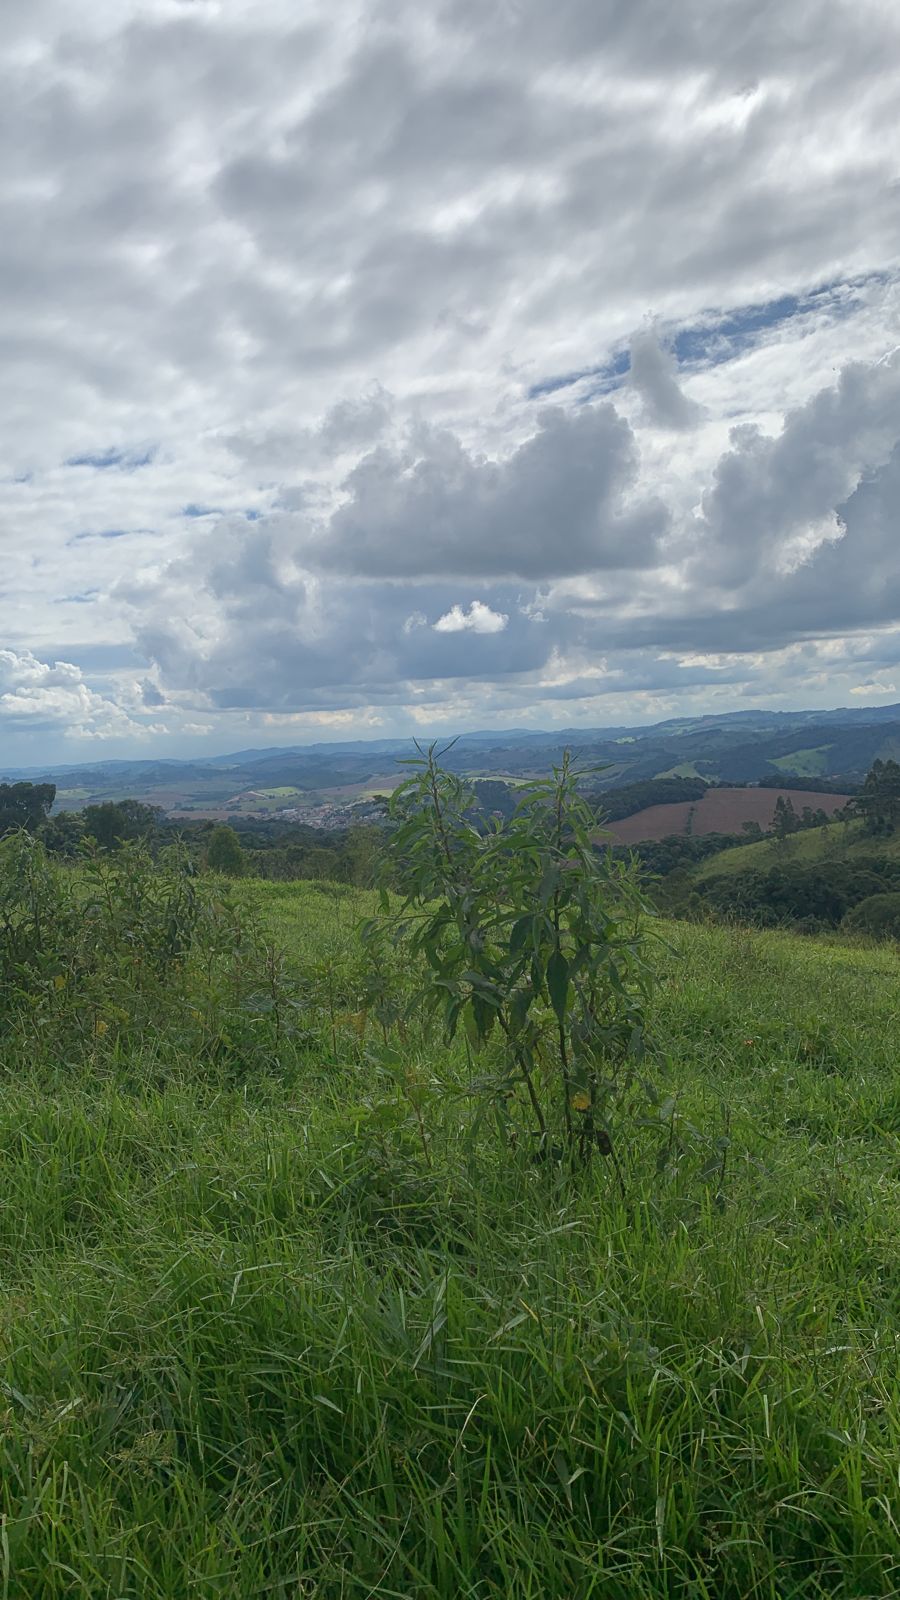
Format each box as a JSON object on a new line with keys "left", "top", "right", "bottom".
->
{"left": 206, "top": 825, "right": 245, "bottom": 876}
{"left": 0, "top": 831, "right": 300, "bottom": 1076}
{"left": 365, "top": 744, "right": 657, "bottom": 1166}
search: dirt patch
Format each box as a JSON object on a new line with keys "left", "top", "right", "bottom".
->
{"left": 602, "top": 787, "right": 851, "bottom": 845}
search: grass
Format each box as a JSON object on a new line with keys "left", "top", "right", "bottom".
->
{"left": 1, "top": 878, "right": 899, "bottom": 1595}
{"left": 769, "top": 748, "right": 832, "bottom": 777}
{"left": 694, "top": 817, "right": 900, "bottom": 880}
{"left": 654, "top": 762, "right": 709, "bottom": 781}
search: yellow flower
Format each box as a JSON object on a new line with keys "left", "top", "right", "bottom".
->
{"left": 53, "top": 974, "right": 66, "bottom": 991}
{"left": 571, "top": 1091, "right": 591, "bottom": 1112}
{"left": 94, "top": 1019, "right": 109, "bottom": 1037}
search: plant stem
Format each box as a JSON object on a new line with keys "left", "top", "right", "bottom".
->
{"left": 515, "top": 1045, "right": 547, "bottom": 1147}
{"left": 553, "top": 761, "right": 575, "bottom": 1149}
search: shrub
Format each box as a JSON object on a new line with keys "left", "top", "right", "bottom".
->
{"left": 843, "top": 892, "right": 900, "bottom": 939}
{"left": 0, "top": 832, "right": 290, "bottom": 1074}
{"left": 207, "top": 824, "right": 245, "bottom": 876}
{"left": 367, "top": 745, "right": 656, "bottom": 1165}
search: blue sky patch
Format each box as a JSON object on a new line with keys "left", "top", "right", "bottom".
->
{"left": 528, "top": 272, "right": 892, "bottom": 401}
{"left": 66, "top": 446, "right": 156, "bottom": 471}
{"left": 529, "top": 349, "right": 631, "bottom": 400}
{"left": 71, "top": 528, "right": 138, "bottom": 543}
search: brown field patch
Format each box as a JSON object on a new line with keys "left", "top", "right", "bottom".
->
{"left": 602, "top": 787, "right": 851, "bottom": 845}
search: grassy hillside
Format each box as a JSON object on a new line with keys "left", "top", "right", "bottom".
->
{"left": 1, "top": 864, "right": 899, "bottom": 1595}
{"left": 694, "top": 816, "right": 900, "bottom": 880}
{"left": 769, "top": 745, "right": 831, "bottom": 776}
{"left": 655, "top": 760, "right": 709, "bottom": 779}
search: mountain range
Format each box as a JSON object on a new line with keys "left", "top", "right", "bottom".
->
{"left": 4, "top": 701, "right": 900, "bottom": 815}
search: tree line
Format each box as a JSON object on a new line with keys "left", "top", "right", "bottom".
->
{"left": 0, "top": 786, "right": 383, "bottom": 887}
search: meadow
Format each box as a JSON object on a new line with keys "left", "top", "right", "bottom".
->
{"left": 0, "top": 847, "right": 898, "bottom": 1597}
{"left": 693, "top": 817, "right": 896, "bottom": 881}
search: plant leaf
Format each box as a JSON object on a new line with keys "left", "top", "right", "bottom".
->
{"left": 546, "top": 948, "right": 569, "bottom": 1025}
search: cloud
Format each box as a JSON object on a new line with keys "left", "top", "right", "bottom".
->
{"left": 0, "top": 649, "right": 145, "bottom": 740}
{"left": 532, "top": 349, "right": 900, "bottom": 667}
{"left": 102, "top": 346, "right": 900, "bottom": 739}
{"left": 322, "top": 405, "right": 667, "bottom": 579}
{"left": 629, "top": 330, "right": 704, "bottom": 430}
{"left": 433, "top": 601, "right": 508, "bottom": 633}
{"left": 435, "top": 0, "right": 892, "bottom": 82}
{"left": 697, "top": 355, "right": 900, "bottom": 592}
{"left": 2, "top": 0, "right": 900, "bottom": 754}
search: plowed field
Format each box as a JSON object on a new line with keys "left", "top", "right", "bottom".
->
{"left": 603, "top": 786, "right": 851, "bottom": 844}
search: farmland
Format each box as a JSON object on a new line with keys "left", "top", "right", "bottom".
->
{"left": 603, "top": 785, "right": 851, "bottom": 845}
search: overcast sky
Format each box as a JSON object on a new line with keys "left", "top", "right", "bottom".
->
{"left": 3, "top": 0, "right": 900, "bottom": 762}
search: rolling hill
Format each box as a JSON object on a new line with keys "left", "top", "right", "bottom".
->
{"left": 603, "top": 786, "right": 851, "bottom": 844}
{"left": 5, "top": 698, "right": 900, "bottom": 816}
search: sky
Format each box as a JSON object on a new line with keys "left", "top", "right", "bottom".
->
{"left": 2, "top": 0, "right": 900, "bottom": 763}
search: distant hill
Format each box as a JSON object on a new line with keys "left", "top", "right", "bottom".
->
{"left": 5, "top": 699, "right": 900, "bottom": 817}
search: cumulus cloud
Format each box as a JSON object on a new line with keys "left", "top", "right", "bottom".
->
{"left": 0, "top": 649, "right": 145, "bottom": 740}
{"left": 538, "top": 351, "right": 900, "bottom": 660}
{"left": 698, "top": 355, "right": 900, "bottom": 591}
{"left": 322, "top": 405, "right": 666, "bottom": 578}
{"left": 2, "top": 0, "right": 900, "bottom": 754}
{"left": 433, "top": 601, "right": 508, "bottom": 633}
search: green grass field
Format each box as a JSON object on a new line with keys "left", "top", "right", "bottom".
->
{"left": 1, "top": 874, "right": 899, "bottom": 1596}
{"left": 654, "top": 762, "right": 710, "bottom": 781}
{"left": 768, "top": 747, "right": 832, "bottom": 777}
{"left": 693, "top": 816, "right": 900, "bottom": 880}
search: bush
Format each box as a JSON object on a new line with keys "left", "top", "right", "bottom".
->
{"left": 368, "top": 746, "right": 656, "bottom": 1166}
{"left": 207, "top": 824, "right": 245, "bottom": 875}
{"left": 0, "top": 832, "right": 299, "bottom": 1075}
{"left": 843, "top": 892, "right": 900, "bottom": 939}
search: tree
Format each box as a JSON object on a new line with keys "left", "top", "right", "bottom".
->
{"left": 206, "top": 825, "right": 245, "bottom": 876}
{"left": 41, "top": 810, "right": 84, "bottom": 857}
{"left": 0, "top": 781, "right": 56, "bottom": 836}
{"left": 344, "top": 824, "right": 382, "bottom": 886}
{"left": 772, "top": 795, "right": 799, "bottom": 839}
{"left": 855, "top": 759, "right": 900, "bottom": 836}
{"left": 844, "top": 892, "right": 900, "bottom": 940}
{"left": 82, "top": 799, "right": 162, "bottom": 851}
{"left": 306, "top": 846, "right": 342, "bottom": 881}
